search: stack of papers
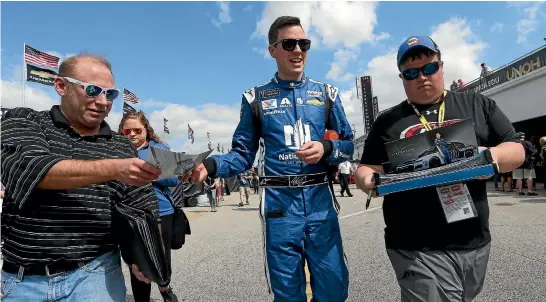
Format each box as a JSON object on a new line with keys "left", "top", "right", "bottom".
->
{"left": 145, "top": 146, "right": 213, "bottom": 180}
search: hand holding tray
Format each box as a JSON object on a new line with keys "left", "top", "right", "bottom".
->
{"left": 371, "top": 151, "right": 498, "bottom": 197}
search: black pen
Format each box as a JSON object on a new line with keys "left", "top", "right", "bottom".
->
{"left": 366, "top": 188, "right": 374, "bottom": 209}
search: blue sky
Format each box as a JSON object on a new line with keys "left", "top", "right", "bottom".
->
{"left": 2, "top": 1, "right": 545, "bottom": 152}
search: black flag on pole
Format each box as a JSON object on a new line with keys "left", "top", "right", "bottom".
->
{"left": 123, "top": 102, "right": 136, "bottom": 116}
{"left": 188, "top": 124, "right": 194, "bottom": 144}
{"left": 217, "top": 143, "right": 220, "bottom": 152}
{"left": 207, "top": 132, "right": 212, "bottom": 151}
{"left": 163, "top": 118, "right": 170, "bottom": 134}
{"left": 26, "top": 64, "right": 57, "bottom": 86}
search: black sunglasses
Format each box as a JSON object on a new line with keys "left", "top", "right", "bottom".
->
{"left": 63, "top": 77, "right": 120, "bottom": 101}
{"left": 272, "top": 39, "right": 311, "bottom": 52}
{"left": 401, "top": 61, "right": 441, "bottom": 81}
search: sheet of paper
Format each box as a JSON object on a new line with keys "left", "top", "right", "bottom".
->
{"left": 436, "top": 183, "right": 477, "bottom": 223}
{"left": 145, "top": 146, "right": 213, "bottom": 180}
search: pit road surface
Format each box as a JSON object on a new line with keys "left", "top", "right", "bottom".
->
{"left": 121, "top": 183, "right": 546, "bottom": 302}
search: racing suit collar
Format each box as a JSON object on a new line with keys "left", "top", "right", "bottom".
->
{"left": 273, "top": 72, "right": 308, "bottom": 89}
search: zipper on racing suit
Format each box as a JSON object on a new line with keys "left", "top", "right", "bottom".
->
{"left": 292, "top": 85, "right": 308, "bottom": 217}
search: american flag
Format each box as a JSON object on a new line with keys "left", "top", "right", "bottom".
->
{"left": 24, "top": 45, "right": 60, "bottom": 69}
{"left": 123, "top": 102, "right": 136, "bottom": 116}
{"left": 163, "top": 118, "right": 170, "bottom": 134}
{"left": 123, "top": 88, "right": 139, "bottom": 104}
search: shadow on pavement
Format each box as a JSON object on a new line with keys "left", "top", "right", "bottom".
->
{"left": 518, "top": 198, "right": 546, "bottom": 204}
{"left": 232, "top": 207, "right": 259, "bottom": 211}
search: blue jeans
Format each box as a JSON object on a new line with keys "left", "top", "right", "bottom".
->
{"left": 1, "top": 250, "right": 125, "bottom": 301}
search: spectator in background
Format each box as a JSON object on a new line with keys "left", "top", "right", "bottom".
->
{"left": 337, "top": 160, "right": 354, "bottom": 197}
{"left": 450, "top": 80, "right": 459, "bottom": 91}
{"left": 458, "top": 78, "right": 465, "bottom": 88}
{"left": 499, "top": 171, "right": 513, "bottom": 192}
{"left": 480, "top": 63, "right": 492, "bottom": 77}
{"left": 204, "top": 177, "right": 216, "bottom": 212}
{"left": 215, "top": 178, "right": 223, "bottom": 207}
{"left": 252, "top": 173, "right": 259, "bottom": 194}
{"left": 118, "top": 111, "right": 180, "bottom": 302}
{"left": 512, "top": 132, "right": 538, "bottom": 196}
{"left": 540, "top": 136, "right": 546, "bottom": 189}
{"left": 237, "top": 172, "right": 250, "bottom": 207}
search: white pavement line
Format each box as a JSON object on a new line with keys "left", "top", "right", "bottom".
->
{"left": 339, "top": 206, "right": 382, "bottom": 220}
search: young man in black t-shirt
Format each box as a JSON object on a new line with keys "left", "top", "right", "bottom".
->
{"left": 513, "top": 133, "right": 538, "bottom": 196}
{"left": 355, "top": 36, "right": 525, "bottom": 302}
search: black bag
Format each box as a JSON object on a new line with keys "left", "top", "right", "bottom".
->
{"left": 112, "top": 201, "right": 171, "bottom": 287}
{"left": 162, "top": 186, "right": 191, "bottom": 250}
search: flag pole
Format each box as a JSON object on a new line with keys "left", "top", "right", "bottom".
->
{"left": 22, "top": 42, "right": 26, "bottom": 107}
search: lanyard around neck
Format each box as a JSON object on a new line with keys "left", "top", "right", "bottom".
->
{"left": 406, "top": 90, "right": 447, "bottom": 131}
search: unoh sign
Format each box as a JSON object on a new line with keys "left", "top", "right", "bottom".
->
{"left": 506, "top": 56, "right": 542, "bottom": 81}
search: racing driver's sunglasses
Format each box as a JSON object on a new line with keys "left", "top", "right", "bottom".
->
{"left": 63, "top": 77, "right": 120, "bottom": 101}
{"left": 401, "top": 61, "right": 441, "bottom": 81}
{"left": 272, "top": 39, "right": 311, "bottom": 52}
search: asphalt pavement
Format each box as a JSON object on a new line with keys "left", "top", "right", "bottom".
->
{"left": 121, "top": 183, "right": 546, "bottom": 302}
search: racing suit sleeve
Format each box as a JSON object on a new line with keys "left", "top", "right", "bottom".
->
{"left": 321, "top": 91, "right": 354, "bottom": 165}
{"left": 203, "top": 93, "right": 260, "bottom": 179}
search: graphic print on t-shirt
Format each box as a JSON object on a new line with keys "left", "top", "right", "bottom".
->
{"left": 385, "top": 119, "right": 478, "bottom": 174}
{"left": 399, "top": 119, "right": 462, "bottom": 139}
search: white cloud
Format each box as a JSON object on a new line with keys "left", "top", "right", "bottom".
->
{"left": 339, "top": 86, "right": 366, "bottom": 139}
{"left": 1, "top": 80, "right": 58, "bottom": 110}
{"left": 252, "top": 2, "right": 389, "bottom": 85}
{"left": 243, "top": 4, "right": 252, "bottom": 13}
{"left": 148, "top": 102, "right": 241, "bottom": 154}
{"left": 252, "top": 47, "right": 271, "bottom": 59}
{"left": 212, "top": 1, "right": 233, "bottom": 28}
{"left": 338, "top": 17, "right": 487, "bottom": 137}
{"left": 253, "top": 2, "right": 388, "bottom": 48}
{"left": 490, "top": 22, "right": 504, "bottom": 33}
{"left": 326, "top": 48, "right": 359, "bottom": 82}
{"left": 515, "top": 2, "right": 544, "bottom": 43}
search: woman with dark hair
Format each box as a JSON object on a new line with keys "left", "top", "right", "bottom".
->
{"left": 118, "top": 111, "right": 179, "bottom": 302}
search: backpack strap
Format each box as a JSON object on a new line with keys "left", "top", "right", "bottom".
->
{"left": 323, "top": 83, "right": 334, "bottom": 129}
{"left": 246, "top": 86, "right": 263, "bottom": 135}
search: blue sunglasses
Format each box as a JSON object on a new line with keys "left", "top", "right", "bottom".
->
{"left": 63, "top": 77, "right": 120, "bottom": 101}
{"left": 401, "top": 61, "right": 441, "bottom": 80}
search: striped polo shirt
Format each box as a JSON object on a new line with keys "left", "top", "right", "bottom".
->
{"left": 0, "top": 105, "right": 159, "bottom": 266}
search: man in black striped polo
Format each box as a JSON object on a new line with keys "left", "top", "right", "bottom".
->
{"left": 1, "top": 54, "right": 161, "bottom": 301}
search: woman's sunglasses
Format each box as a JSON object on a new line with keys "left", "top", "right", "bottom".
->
{"left": 272, "top": 39, "right": 311, "bottom": 52}
{"left": 122, "top": 128, "right": 143, "bottom": 135}
{"left": 401, "top": 61, "right": 441, "bottom": 81}
{"left": 63, "top": 77, "right": 120, "bottom": 101}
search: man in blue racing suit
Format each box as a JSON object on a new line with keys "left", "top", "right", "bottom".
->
{"left": 190, "top": 16, "right": 354, "bottom": 302}
{"left": 435, "top": 132, "right": 452, "bottom": 164}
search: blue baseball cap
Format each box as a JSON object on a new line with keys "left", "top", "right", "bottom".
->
{"left": 397, "top": 36, "right": 441, "bottom": 68}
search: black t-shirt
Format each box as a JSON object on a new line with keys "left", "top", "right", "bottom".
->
{"left": 361, "top": 91, "right": 518, "bottom": 251}
{"left": 517, "top": 140, "right": 537, "bottom": 169}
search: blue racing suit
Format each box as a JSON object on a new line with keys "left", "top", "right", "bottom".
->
{"left": 435, "top": 137, "right": 452, "bottom": 164}
{"left": 203, "top": 72, "right": 354, "bottom": 301}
